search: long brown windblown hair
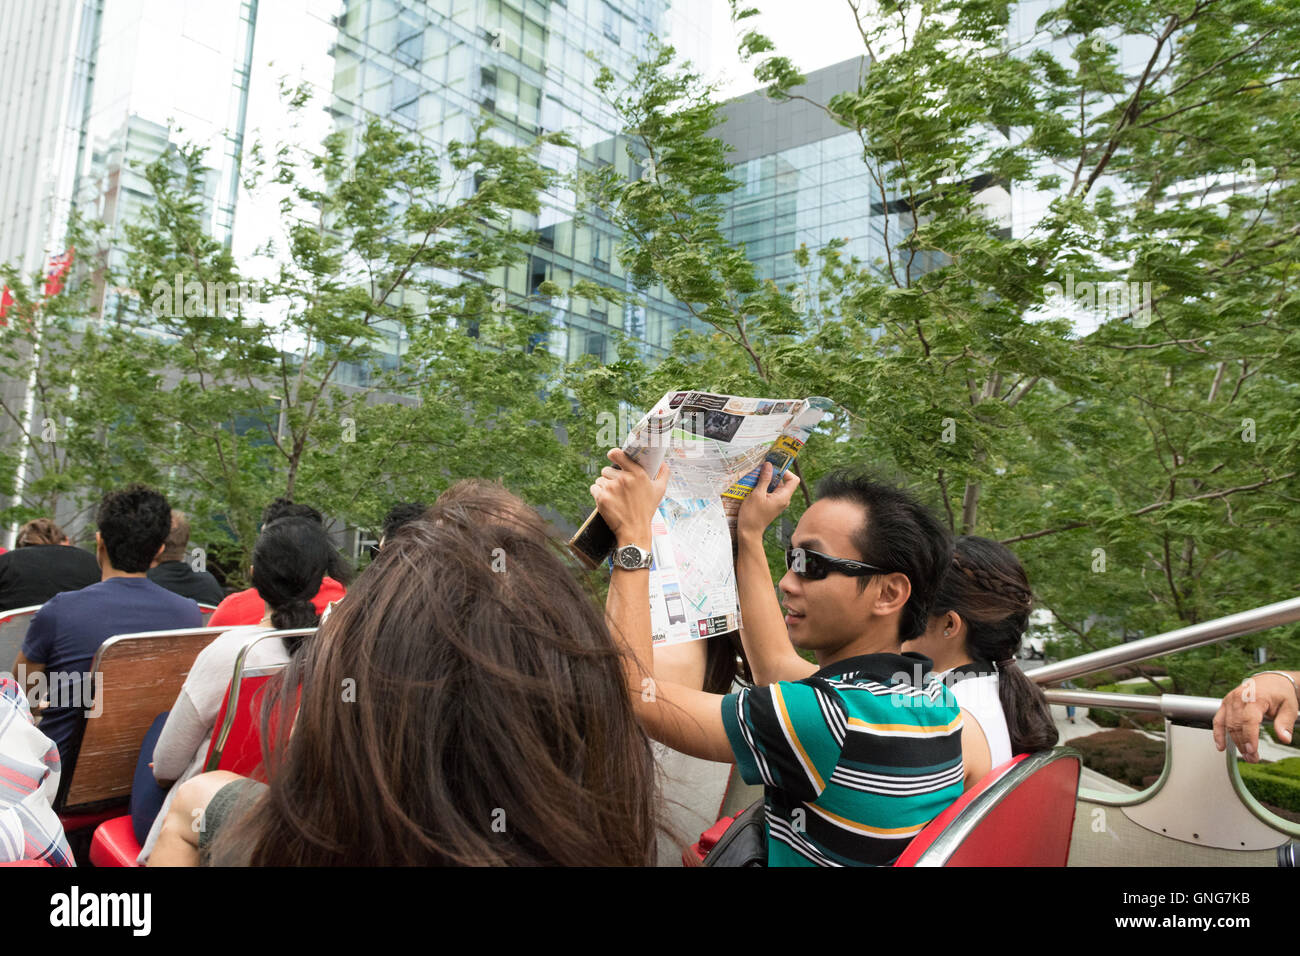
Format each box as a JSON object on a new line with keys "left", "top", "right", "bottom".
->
{"left": 209, "top": 491, "right": 660, "bottom": 866}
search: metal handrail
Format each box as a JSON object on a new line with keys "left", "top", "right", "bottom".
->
{"left": 1043, "top": 688, "right": 1221, "bottom": 722}
{"left": 1029, "top": 596, "right": 1300, "bottom": 686}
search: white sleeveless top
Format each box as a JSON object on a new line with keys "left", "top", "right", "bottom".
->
{"left": 938, "top": 669, "right": 1013, "bottom": 770}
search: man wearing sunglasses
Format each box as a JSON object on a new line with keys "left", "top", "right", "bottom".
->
{"left": 595, "top": 451, "right": 963, "bottom": 866}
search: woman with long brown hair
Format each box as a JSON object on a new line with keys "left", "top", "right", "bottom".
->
{"left": 151, "top": 487, "right": 661, "bottom": 866}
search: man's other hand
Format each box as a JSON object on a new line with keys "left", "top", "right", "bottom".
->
{"left": 737, "top": 461, "right": 800, "bottom": 539}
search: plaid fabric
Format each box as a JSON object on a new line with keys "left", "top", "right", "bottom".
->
{"left": 0, "top": 678, "right": 73, "bottom": 866}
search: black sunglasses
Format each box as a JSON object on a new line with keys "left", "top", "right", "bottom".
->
{"left": 784, "top": 547, "right": 888, "bottom": 581}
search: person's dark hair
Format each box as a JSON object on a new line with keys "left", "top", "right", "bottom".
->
{"left": 261, "top": 497, "right": 323, "bottom": 528}
{"left": 380, "top": 501, "right": 427, "bottom": 545}
{"left": 432, "top": 479, "right": 549, "bottom": 537}
{"left": 16, "top": 518, "right": 65, "bottom": 548}
{"left": 96, "top": 484, "right": 172, "bottom": 573}
{"left": 815, "top": 471, "right": 953, "bottom": 642}
{"left": 702, "top": 631, "right": 753, "bottom": 695}
{"left": 250, "top": 518, "right": 330, "bottom": 652}
{"left": 935, "top": 536, "right": 1059, "bottom": 754}
{"left": 209, "top": 495, "right": 660, "bottom": 866}
{"left": 259, "top": 497, "right": 353, "bottom": 585}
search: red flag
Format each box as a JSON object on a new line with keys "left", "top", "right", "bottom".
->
{"left": 43, "top": 247, "right": 74, "bottom": 297}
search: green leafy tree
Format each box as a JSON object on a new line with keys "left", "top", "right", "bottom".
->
{"left": 2, "top": 100, "right": 598, "bottom": 581}
{"left": 582, "top": 0, "right": 1300, "bottom": 697}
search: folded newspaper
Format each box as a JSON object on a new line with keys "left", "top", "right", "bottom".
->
{"left": 570, "top": 390, "right": 833, "bottom": 645}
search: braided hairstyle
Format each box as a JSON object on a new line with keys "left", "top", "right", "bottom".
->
{"left": 936, "top": 536, "right": 1058, "bottom": 754}
{"left": 250, "top": 517, "right": 330, "bottom": 654}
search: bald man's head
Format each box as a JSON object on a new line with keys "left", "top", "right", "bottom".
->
{"left": 157, "top": 510, "right": 191, "bottom": 564}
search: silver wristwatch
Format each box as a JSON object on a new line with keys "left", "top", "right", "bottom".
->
{"left": 613, "top": 544, "right": 653, "bottom": 571}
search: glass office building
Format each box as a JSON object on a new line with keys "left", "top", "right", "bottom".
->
{"left": 4, "top": 0, "right": 709, "bottom": 356}
{"left": 715, "top": 57, "right": 960, "bottom": 303}
{"left": 317, "top": 0, "right": 709, "bottom": 381}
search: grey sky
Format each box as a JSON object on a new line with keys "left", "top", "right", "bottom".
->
{"left": 706, "top": 0, "right": 870, "bottom": 100}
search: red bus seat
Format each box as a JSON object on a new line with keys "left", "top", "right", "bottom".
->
{"left": 88, "top": 814, "right": 139, "bottom": 867}
{"left": 687, "top": 749, "right": 1081, "bottom": 867}
{"left": 202, "top": 635, "right": 292, "bottom": 777}
{"left": 894, "top": 749, "right": 1081, "bottom": 866}
{"left": 90, "top": 632, "right": 300, "bottom": 866}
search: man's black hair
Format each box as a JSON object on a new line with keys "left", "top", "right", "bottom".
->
{"left": 815, "top": 471, "right": 954, "bottom": 642}
{"left": 381, "top": 501, "right": 427, "bottom": 544}
{"left": 260, "top": 497, "right": 354, "bottom": 584}
{"left": 261, "top": 497, "right": 324, "bottom": 529}
{"left": 96, "top": 483, "right": 172, "bottom": 573}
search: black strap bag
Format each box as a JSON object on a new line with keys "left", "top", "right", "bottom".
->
{"left": 702, "top": 799, "right": 767, "bottom": 867}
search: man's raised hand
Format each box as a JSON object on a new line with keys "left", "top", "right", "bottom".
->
{"left": 737, "top": 461, "right": 800, "bottom": 539}
{"left": 590, "top": 448, "right": 670, "bottom": 545}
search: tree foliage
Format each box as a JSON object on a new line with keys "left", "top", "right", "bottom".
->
{"left": 577, "top": 1, "right": 1300, "bottom": 696}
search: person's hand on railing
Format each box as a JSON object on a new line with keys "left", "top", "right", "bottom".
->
{"left": 1212, "top": 670, "right": 1299, "bottom": 763}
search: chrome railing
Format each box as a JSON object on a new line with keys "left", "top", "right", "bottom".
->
{"left": 1030, "top": 596, "right": 1300, "bottom": 686}
{"left": 1042, "top": 688, "right": 1220, "bottom": 722}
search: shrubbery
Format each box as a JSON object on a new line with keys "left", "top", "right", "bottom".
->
{"left": 1088, "top": 708, "right": 1163, "bottom": 730}
{"left": 1070, "top": 730, "right": 1166, "bottom": 788}
{"left": 1240, "top": 757, "right": 1300, "bottom": 813}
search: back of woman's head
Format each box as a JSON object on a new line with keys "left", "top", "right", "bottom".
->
{"left": 250, "top": 517, "right": 330, "bottom": 646}
{"left": 214, "top": 493, "right": 659, "bottom": 866}
{"left": 432, "top": 478, "right": 551, "bottom": 537}
{"left": 936, "top": 536, "right": 1058, "bottom": 754}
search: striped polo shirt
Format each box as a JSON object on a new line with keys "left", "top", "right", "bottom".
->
{"left": 721, "top": 652, "right": 963, "bottom": 867}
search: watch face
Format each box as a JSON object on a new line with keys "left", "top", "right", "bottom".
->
{"left": 618, "top": 545, "right": 647, "bottom": 569}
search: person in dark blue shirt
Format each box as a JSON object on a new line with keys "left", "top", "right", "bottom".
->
{"left": 15, "top": 485, "right": 203, "bottom": 775}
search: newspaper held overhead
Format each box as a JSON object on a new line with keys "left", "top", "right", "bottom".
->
{"left": 570, "top": 390, "right": 833, "bottom": 646}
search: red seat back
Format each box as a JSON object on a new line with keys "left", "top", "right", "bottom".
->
{"left": 894, "top": 749, "right": 1081, "bottom": 867}
{"left": 203, "top": 633, "right": 300, "bottom": 778}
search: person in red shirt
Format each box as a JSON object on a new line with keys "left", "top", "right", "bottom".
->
{"left": 207, "top": 498, "right": 353, "bottom": 627}
{"left": 206, "top": 575, "right": 346, "bottom": 627}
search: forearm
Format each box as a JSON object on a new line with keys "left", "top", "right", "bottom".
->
{"left": 607, "top": 570, "right": 654, "bottom": 700}
{"left": 603, "top": 525, "right": 656, "bottom": 697}
{"left": 152, "top": 692, "right": 209, "bottom": 784}
{"left": 601, "top": 538, "right": 728, "bottom": 760}
{"left": 654, "top": 639, "right": 707, "bottom": 690}
{"left": 735, "top": 529, "right": 814, "bottom": 685}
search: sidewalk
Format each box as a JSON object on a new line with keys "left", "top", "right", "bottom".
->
{"left": 1052, "top": 704, "right": 1104, "bottom": 744}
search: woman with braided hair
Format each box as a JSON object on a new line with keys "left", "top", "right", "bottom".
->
{"left": 903, "top": 536, "right": 1058, "bottom": 787}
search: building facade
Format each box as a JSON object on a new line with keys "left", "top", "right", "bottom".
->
{"left": 0, "top": 0, "right": 711, "bottom": 538}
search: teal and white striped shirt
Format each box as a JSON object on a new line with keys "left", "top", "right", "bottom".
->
{"left": 721, "top": 653, "right": 963, "bottom": 867}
